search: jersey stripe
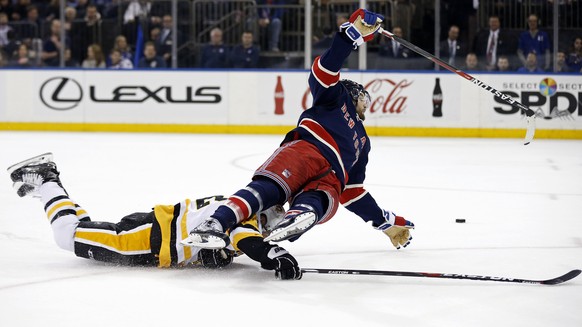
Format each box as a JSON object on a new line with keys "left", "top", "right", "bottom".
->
{"left": 74, "top": 224, "right": 152, "bottom": 255}
{"left": 299, "top": 118, "right": 347, "bottom": 181}
{"left": 177, "top": 199, "right": 192, "bottom": 263}
{"left": 154, "top": 204, "right": 177, "bottom": 268}
{"left": 311, "top": 56, "right": 340, "bottom": 88}
{"left": 340, "top": 185, "right": 368, "bottom": 206}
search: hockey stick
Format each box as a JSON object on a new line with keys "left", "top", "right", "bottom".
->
{"left": 378, "top": 28, "right": 536, "bottom": 145}
{"left": 301, "top": 268, "right": 581, "bottom": 285}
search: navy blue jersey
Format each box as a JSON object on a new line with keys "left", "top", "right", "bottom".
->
{"left": 282, "top": 32, "right": 386, "bottom": 226}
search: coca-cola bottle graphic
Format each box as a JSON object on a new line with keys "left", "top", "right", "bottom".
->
{"left": 432, "top": 77, "right": 443, "bottom": 117}
{"left": 274, "top": 75, "right": 284, "bottom": 115}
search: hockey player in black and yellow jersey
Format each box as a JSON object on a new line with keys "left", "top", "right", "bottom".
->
{"left": 7, "top": 153, "right": 302, "bottom": 280}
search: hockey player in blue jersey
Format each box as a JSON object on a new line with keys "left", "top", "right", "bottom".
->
{"left": 186, "top": 8, "right": 414, "bottom": 251}
{"left": 7, "top": 153, "right": 302, "bottom": 280}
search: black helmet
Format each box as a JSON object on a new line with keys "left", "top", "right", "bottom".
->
{"left": 339, "top": 79, "right": 370, "bottom": 106}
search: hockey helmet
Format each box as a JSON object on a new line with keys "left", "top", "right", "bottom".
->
{"left": 340, "top": 79, "right": 371, "bottom": 108}
{"left": 257, "top": 204, "right": 286, "bottom": 237}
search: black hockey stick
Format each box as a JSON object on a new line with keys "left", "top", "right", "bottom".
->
{"left": 378, "top": 28, "right": 536, "bottom": 145}
{"left": 301, "top": 268, "right": 581, "bottom": 285}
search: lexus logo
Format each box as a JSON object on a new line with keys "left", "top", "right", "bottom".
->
{"left": 40, "top": 77, "right": 83, "bottom": 110}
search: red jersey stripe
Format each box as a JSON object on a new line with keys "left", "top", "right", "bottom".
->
{"left": 340, "top": 186, "right": 367, "bottom": 205}
{"left": 299, "top": 118, "right": 347, "bottom": 181}
{"left": 311, "top": 56, "right": 340, "bottom": 88}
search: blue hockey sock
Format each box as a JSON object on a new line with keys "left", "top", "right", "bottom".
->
{"left": 287, "top": 191, "right": 327, "bottom": 221}
{"left": 211, "top": 178, "right": 284, "bottom": 229}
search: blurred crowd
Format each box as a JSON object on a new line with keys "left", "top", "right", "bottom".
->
{"left": 0, "top": 0, "right": 580, "bottom": 73}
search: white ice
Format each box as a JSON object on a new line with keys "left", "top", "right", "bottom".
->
{"left": 1, "top": 132, "right": 581, "bottom": 327}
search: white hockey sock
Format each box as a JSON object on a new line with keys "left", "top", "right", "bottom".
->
{"left": 40, "top": 182, "right": 79, "bottom": 252}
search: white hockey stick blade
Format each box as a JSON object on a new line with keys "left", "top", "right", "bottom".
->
{"left": 523, "top": 115, "right": 536, "bottom": 145}
{"left": 7, "top": 152, "right": 54, "bottom": 174}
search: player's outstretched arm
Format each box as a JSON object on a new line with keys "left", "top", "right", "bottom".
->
{"left": 341, "top": 186, "right": 414, "bottom": 250}
{"left": 309, "top": 9, "right": 383, "bottom": 106}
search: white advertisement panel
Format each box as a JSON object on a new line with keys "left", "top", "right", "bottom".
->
{"left": 479, "top": 74, "right": 582, "bottom": 129}
{"left": 27, "top": 70, "right": 228, "bottom": 124}
{"left": 83, "top": 71, "right": 228, "bottom": 124}
{"left": 0, "top": 69, "right": 580, "bottom": 135}
{"left": 251, "top": 71, "right": 467, "bottom": 128}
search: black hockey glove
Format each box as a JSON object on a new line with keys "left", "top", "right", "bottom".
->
{"left": 261, "top": 246, "right": 302, "bottom": 280}
{"left": 198, "top": 248, "right": 234, "bottom": 268}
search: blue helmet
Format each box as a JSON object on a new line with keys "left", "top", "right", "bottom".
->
{"left": 339, "top": 79, "right": 370, "bottom": 106}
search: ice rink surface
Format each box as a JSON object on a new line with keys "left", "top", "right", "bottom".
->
{"left": 1, "top": 131, "right": 581, "bottom": 327}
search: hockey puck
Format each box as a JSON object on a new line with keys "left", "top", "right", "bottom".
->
{"left": 455, "top": 219, "right": 466, "bottom": 223}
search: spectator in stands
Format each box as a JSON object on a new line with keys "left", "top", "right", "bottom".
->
{"left": 102, "top": 0, "right": 121, "bottom": 20}
{"left": 495, "top": 55, "right": 512, "bottom": 72}
{"left": 255, "top": 0, "right": 283, "bottom": 52}
{"left": 108, "top": 48, "right": 133, "bottom": 69}
{"left": 517, "top": 53, "right": 543, "bottom": 73}
{"left": 63, "top": 6, "right": 76, "bottom": 32}
{"left": 0, "top": 12, "right": 12, "bottom": 47}
{"left": 20, "top": 5, "right": 41, "bottom": 41}
{"left": 461, "top": 52, "right": 483, "bottom": 71}
{"left": 84, "top": 4, "right": 101, "bottom": 26}
{"left": 71, "top": 4, "right": 101, "bottom": 66}
{"left": 439, "top": 25, "right": 467, "bottom": 66}
{"left": 199, "top": 27, "right": 228, "bottom": 68}
{"left": 156, "top": 14, "right": 181, "bottom": 67}
{"left": 0, "top": 0, "right": 14, "bottom": 21}
{"left": 150, "top": 26, "right": 160, "bottom": 43}
{"left": 75, "top": 0, "right": 89, "bottom": 20}
{"left": 138, "top": 41, "right": 166, "bottom": 68}
{"left": 43, "top": 0, "right": 61, "bottom": 23}
{"left": 566, "top": 37, "right": 582, "bottom": 73}
{"left": 124, "top": 0, "right": 151, "bottom": 24}
{"left": 230, "top": 30, "right": 260, "bottom": 68}
{"left": 392, "top": 0, "right": 415, "bottom": 40}
{"left": 2, "top": 29, "right": 18, "bottom": 59}
{"left": 518, "top": 14, "right": 550, "bottom": 71}
{"left": 12, "top": 0, "right": 31, "bottom": 21}
{"left": 82, "top": 43, "right": 106, "bottom": 68}
{"left": 9, "top": 42, "right": 31, "bottom": 67}
{"left": 555, "top": 51, "right": 571, "bottom": 73}
{"left": 472, "top": 15, "right": 517, "bottom": 71}
{"left": 64, "top": 47, "right": 79, "bottom": 67}
{"left": 41, "top": 19, "right": 68, "bottom": 67}
{"left": 379, "top": 26, "right": 411, "bottom": 59}
{"left": 441, "top": 0, "right": 477, "bottom": 46}
{"left": 114, "top": 35, "right": 133, "bottom": 61}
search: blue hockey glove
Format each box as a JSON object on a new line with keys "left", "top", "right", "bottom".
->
{"left": 340, "top": 9, "right": 384, "bottom": 48}
{"left": 377, "top": 210, "right": 414, "bottom": 250}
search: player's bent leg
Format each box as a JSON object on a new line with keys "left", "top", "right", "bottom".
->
{"left": 74, "top": 212, "right": 157, "bottom": 266}
{"left": 264, "top": 210, "right": 318, "bottom": 242}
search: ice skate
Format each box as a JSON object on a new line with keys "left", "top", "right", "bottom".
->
{"left": 181, "top": 218, "right": 230, "bottom": 249}
{"left": 264, "top": 211, "right": 318, "bottom": 242}
{"left": 7, "top": 153, "right": 61, "bottom": 198}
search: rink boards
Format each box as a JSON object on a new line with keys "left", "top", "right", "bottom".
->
{"left": 0, "top": 69, "right": 580, "bottom": 139}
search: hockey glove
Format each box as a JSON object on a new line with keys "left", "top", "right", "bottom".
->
{"left": 261, "top": 245, "right": 302, "bottom": 280}
{"left": 340, "top": 9, "right": 384, "bottom": 48}
{"left": 377, "top": 210, "right": 414, "bottom": 250}
{"left": 198, "top": 248, "right": 234, "bottom": 268}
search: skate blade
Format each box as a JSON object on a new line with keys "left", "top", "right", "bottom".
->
{"left": 180, "top": 233, "right": 228, "bottom": 249}
{"left": 264, "top": 213, "right": 317, "bottom": 242}
{"left": 7, "top": 152, "right": 54, "bottom": 174}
